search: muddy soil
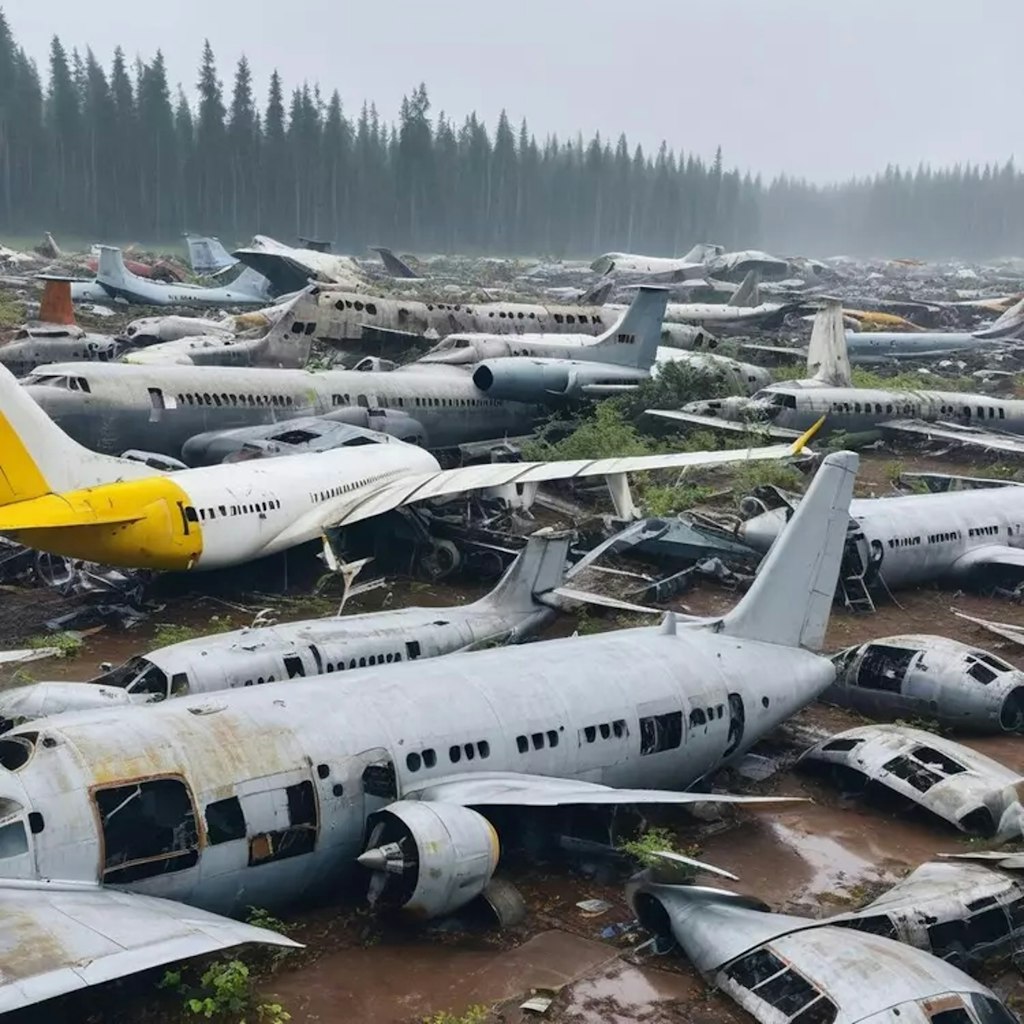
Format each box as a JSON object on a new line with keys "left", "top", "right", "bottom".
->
{"left": 3, "top": 448, "right": 1024, "bottom": 1023}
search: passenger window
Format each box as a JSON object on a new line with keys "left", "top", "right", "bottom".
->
{"left": 612, "top": 720, "right": 625, "bottom": 737}
{"left": 205, "top": 796, "right": 246, "bottom": 844}
{"left": 248, "top": 781, "right": 318, "bottom": 865}
{"left": 516, "top": 735, "right": 528, "bottom": 753}
{"left": 531, "top": 732, "right": 544, "bottom": 750}
{"left": 96, "top": 778, "right": 199, "bottom": 883}
{"left": 477, "top": 741, "right": 489, "bottom": 759}
{"left": 449, "top": 745, "right": 461, "bottom": 763}
{"left": 639, "top": 712, "right": 683, "bottom": 755}
{"left": 547, "top": 730, "right": 559, "bottom": 747}
{"left": 0, "top": 820, "right": 28, "bottom": 859}
{"left": 423, "top": 749, "right": 436, "bottom": 768}
{"left": 406, "top": 752, "right": 421, "bottom": 772}
{"left": 689, "top": 708, "right": 707, "bottom": 727}
{"left": 599, "top": 723, "right": 610, "bottom": 739}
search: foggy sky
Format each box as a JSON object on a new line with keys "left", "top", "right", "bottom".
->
{"left": 8, "top": 0, "right": 1021, "bottom": 183}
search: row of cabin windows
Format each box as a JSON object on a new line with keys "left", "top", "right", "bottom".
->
{"left": 329, "top": 393, "right": 503, "bottom": 409}
{"left": 969, "top": 525, "right": 1000, "bottom": 538}
{"left": 581, "top": 720, "right": 628, "bottom": 743}
{"left": 888, "top": 535, "right": 922, "bottom": 548}
{"left": 690, "top": 704, "right": 726, "bottom": 726}
{"left": 927, "top": 530, "right": 963, "bottom": 544}
{"left": 406, "top": 740, "right": 490, "bottom": 772}
{"left": 323, "top": 652, "right": 402, "bottom": 673}
{"left": 517, "top": 729, "right": 561, "bottom": 752}
{"left": 311, "top": 470, "right": 391, "bottom": 503}
{"left": 333, "top": 298, "right": 379, "bottom": 314}
{"left": 199, "top": 498, "right": 280, "bottom": 521}
{"left": 175, "top": 392, "right": 296, "bottom": 408}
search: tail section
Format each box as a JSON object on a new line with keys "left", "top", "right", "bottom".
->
{"left": 185, "top": 235, "right": 237, "bottom": 276}
{"left": 370, "top": 246, "right": 421, "bottom": 279}
{"left": 806, "top": 298, "right": 851, "bottom": 386}
{"left": 728, "top": 270, "right": 760, "bottom": 308}
{"left": 681, "top": 242, "right": 723, "bottom": 264}
{"left": 229, "top": 265, "right": 273, "bottom": 300}
{"left": 96, "top": 245, "right": 135, "bottom": 289}
{"left": 481, "top": 530, "right": 571, "bottom": 611}
{"left": 0, "top": 364, "right": 145, "bottom": 506}
{"left": 592, "top": 286, "right": 669, "bottom": 369}
{"left": 720, "top": 451, "right": 858, "bottom": 650}
{"left": 259, "top": 299, "right": 313, "bottom": 368}
{"left": 36, "top": 277, "right": 76, "bottom": 326}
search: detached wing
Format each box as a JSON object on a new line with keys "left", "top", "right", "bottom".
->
{"left": 404, "top": 771, "right": 803, "bottom": 809}
{"left": 644, "top": 409, "right": 803, "bottom": 440}
{"left": 0, "top": 881, "right": 300, "bottom": 1013}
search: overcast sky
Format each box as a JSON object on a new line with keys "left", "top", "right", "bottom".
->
{"left": 8, "top": 0, "right": 1021, "bottom": 182}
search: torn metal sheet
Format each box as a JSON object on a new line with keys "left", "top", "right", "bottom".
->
{"left": 627, "top": 879, "right": 1012, "bottom": 1024}
{"left": 952, "top": 609, "right": 1024, "bottom": 648}
{"left": 799, "top": 724, "right": 1024, "bottom": 838}
{"left": 827, "top": 635, "right": 1024, "bottom": 733}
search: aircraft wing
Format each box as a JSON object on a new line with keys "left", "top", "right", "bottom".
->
{"left": 879, "top": 419, "right": 1024, "bottom": 456}
{"left": 0, "top": 880, "right": 300, "bottom": 1013}
{"left": 949, "top": 544, "right": 1024, "bottom": 584}
{"left": 404, "top": 772, "right": 803, "bottom": 808}
{"left": 325, "top": 435, "right": 811, "bottom": 530}
{"left": 644, "top": 409, "right": 803, "bottom": 440}
{"left": 951, "top": 609, "right": 1024, "bottom": 647}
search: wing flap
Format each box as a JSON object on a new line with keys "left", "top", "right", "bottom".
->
{"left": 405, "top": 771, "right": 804, "bottom": 809}
{"left": 0, "top": 881, "right": 300, "bottom": 1013}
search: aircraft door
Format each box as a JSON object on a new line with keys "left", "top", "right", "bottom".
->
{"left": 724, "top": 693, "right": 746, "bottom": 757}
{"left": 331, "top": 747, "right": 397, "bottom": 856}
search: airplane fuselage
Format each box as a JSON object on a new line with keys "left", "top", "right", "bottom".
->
{"left": 23, "top": 363, "right": 542, "bottom": 459}
{"left": 0, "top": 624, "right": 833, "bottom": 915}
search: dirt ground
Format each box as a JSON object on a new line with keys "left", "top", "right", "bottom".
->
{"left": 3, "top": 448, "right": 1024, "bottom": 1024}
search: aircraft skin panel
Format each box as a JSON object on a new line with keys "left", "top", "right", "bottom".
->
{"left": 0, "top": 882, "right": 299, "bottom": 1014}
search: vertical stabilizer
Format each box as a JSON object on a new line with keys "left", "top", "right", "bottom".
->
{"left": 728, "top": 270, "right": 760, "bottom": 307}
{"left": 96, "top": 245, "right": 134, "bottom": 289}
{"left": 370, "top": 246, "right": 421, "bottom": 279}
{"left": 185, "top": 235, "right": 237, "bottom": 276}
{"left": 592, "top": 286, "right": 668, "bottom": 369}
{"left": 0, "top": 364, "right": 146, "bottom": 505}
{"left": 806, "top": 298, "right": 851, "bottom": 386}
{"left": 480, "top": 531, "right": 571, "bottom": 611}
{"left": 260, "top": 298, "right": 313, "bottom": 368}
{"left": 720, "top": 451, "right": 858, "bottom": 650}
{"left": 37, "top": 278, "right": 75, "bottom": 326}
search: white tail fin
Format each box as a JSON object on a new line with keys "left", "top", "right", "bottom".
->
{"left": 806, "top": 298, "right": 851, "bottom": 386}
{"left": 0, "top": 364, "right": 148, "bottom": 505}
{"left": 96, "top": 245, "right": 134, "bottom": 289}
{"left": 260, "top": 301, "right": 313, "bottom": 367}
{"left": 481, "top": 530, "right": 571, "bottom": 611}
{"left": 720, "top": 451, "right": 858, "bottom": 650}
{"left": 728, "top": 270, "right": 760, "bottom": 307}
{"left": 185, "top": 235, "right": 237, "bottom": 276}
{"left": 592, "top": 286, "right": 668, "bottom": 369}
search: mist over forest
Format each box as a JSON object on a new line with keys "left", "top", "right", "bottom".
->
{"left": 1, "top": 14, "right": 1021, "bottom": 260}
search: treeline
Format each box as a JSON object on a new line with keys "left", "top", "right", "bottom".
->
{"left": 1, "top": 13, "right": 1022, "bottom": 259}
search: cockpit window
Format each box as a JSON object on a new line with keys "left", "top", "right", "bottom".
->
{"left": 125, "top": 662, "right": 170, "bottom": 701}
{"left": 768, "top": 392, "right": 797, "bottom": 409}
{"left": 0, "top": 821, "right": 28, "bottom": 859}
{"left": 973, "top": 652, "right": 1013, "bottom": 673}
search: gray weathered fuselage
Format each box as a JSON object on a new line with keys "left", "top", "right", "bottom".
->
{"left": 22, "top": 362, "right": 542, "bottom": 459}
{"left": 0, "top": 327, "right": 122, "bottom": 376}
{"left": 0, "top": 624, "right": 832, "bottom": 915}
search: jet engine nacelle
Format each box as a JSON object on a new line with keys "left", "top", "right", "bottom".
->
{"left": 358, "top": 800, "right": 499, "bottom": 918}
{"left": 472, "top": 358, "right": 625, "bottom": 402}
{"left": 328, "top": 406, "right": 428, "bottom": 446}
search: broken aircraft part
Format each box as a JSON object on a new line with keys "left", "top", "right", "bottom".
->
{"left": 799, "top": 724, "right": 1024, "bottom": 839}
{"left": 827, "top": 635, "right": 1024, "bottom": 733}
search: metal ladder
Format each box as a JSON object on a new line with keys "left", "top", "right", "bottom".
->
{"left": 840, "top": 572, "right": 876, "bottom": 613}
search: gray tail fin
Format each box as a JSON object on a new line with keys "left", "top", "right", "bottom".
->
{"left": 260, "top": 300, "right": 312, "bottom": 368}
{"left": 370, "top": 246, "right": 421, "bottom": 279}
{"left": 592, "top": 286, "right": 668, "bottom": 369}
{"left": 727, "top": 270, "right": 760, "bottom": 307}
{"left": 720, "top": 451, "right": 858, "bottom": 650}
{"left": 230, "top": 265, "right": 272, "bottom": 299}
{"left": 806, "top": 298, "right": 851, "bottom": 386}
{"left": 96, "top": 245, "right": 134, "bottom": 288}
{"left": 186, "top": 235, "right": 236, "bottom": 276}
{"left": 580, "top": 278, "right": 613, "bottom": 305}
{"left": 681, "top": 242, "right": 723, "bottom": 264}
{"left": 482, "top": 531, "right": 571, "bottom": 610}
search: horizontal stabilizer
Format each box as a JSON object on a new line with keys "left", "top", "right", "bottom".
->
{"left": 546, "top": 586, "right": 661, "bottom": 615}
{"left": 645, "top": 409, "right": 803, "bottom": 440}
{"left": 0, "top": 495, "right": 143, "bottom": 532}
{"left": 0, "top": 880, "right": 300, "bottom": 1013}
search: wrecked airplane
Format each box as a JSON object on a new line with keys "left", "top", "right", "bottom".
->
{"left": 0, "top": 361, "right": 817, "bottom": 570}
{"left": 799, "top": 724, "right": 1024, "bottom": 839}
{"left": 0, "top": 450, "right": 857, "bottom": 1010}
{"left": 627, "top": 877, "right": 1017, "bottom": 1024}
{"left": 0, "top": 531, "right": 573, "bottom": 725}
{"left": 827, "top": 635, "right": 1024, "bottom": 732}
{"left": 830, "top": 853, "right": 1024, "bottom": 967}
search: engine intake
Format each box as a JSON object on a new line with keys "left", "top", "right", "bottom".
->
{"left": 358, "top": 800, "right": 499, "bottom": 918}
